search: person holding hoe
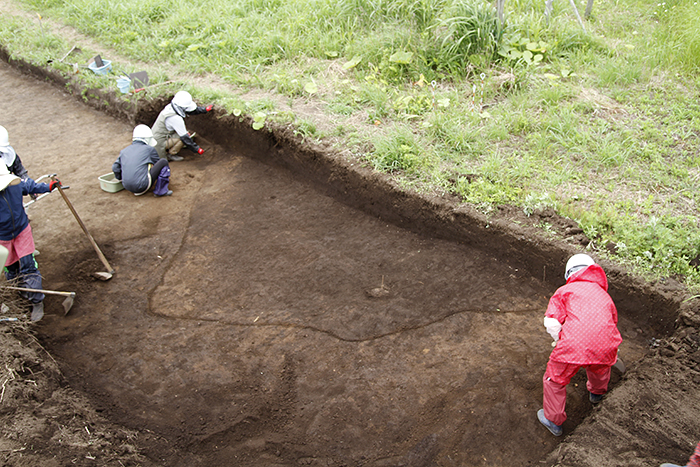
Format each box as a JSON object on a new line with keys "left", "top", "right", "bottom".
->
{"left": 113, "top": 125, "right": 172, "bottom": 197}
{"left": 151, "top": 90, "right": 213, "bottom": 162}
{"left": 0, "top": 163, "right": 60, "bottom": 321}
{"left": 537, "top": 253, "right": 623, "bottom": 436}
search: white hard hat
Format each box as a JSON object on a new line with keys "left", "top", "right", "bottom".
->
{"left": 172, "top": 91, "right": 197, "bottom": 114}
{"left": 565, "top": 254, "right": 595, "bottom": 280}
{"left": 0, "top": 126, "right": 9, "bottom": 148}
{"left": 0, "top": 162, "right": 20, "bottom": 191}
{"left": 132, "top": 124, "right": 156, "bottom": 147}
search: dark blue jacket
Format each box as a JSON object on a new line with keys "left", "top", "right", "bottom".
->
{"left": 0, "top": 178, "right": 50, "bottom": 241}
{"left": 112, "top": 141, "right": 160, "bottom": 194}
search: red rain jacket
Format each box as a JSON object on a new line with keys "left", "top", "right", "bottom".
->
{"left": 689, "top": 440, "right": 700, "bottom": 467}
{"left": 546, "top": 264, "right": 622, "bottom": 365}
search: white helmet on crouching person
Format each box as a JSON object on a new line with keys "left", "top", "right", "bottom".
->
{"left": 171, "top": 91, "right": 197, "bottom": 118}
{"left": 132, "top": 124, "right": 156, "bottom": 147}
{"left": 564, "top": 253, "right": 595, "bottom": 280}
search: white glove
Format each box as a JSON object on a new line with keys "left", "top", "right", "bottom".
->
{"left": 544, "top": 317, "right": 562, "bottom": 342}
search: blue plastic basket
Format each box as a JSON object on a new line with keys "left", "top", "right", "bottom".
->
{"left": 116, "top": 77, "right": 131, "bottom": 93}
{"left": 88, "top": 59, "right": 112, "bottom": 75}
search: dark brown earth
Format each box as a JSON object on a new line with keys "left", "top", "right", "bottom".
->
{"left": 0, "top": 51, "right": 699, "bottom": 467}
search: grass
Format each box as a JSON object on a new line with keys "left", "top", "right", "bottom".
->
{"left": 3, "top": 0, "right": 700, "bottom": 289}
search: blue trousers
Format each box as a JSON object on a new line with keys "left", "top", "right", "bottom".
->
{"left": 5, "top": 253, "right": 44, "bottom": 303}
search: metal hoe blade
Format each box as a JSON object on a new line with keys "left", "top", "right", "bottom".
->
{"left": 92, "top": 272, "right": 114, "bottom": 281}
{"left": 61, "top": 295, "right": 75, "bottom": 315}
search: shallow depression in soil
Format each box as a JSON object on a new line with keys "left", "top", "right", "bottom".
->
{"left": 1, "top": 61, "right": 648, "bottom": 466}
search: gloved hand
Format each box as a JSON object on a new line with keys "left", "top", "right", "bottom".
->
{"left": 544, "top": 317, "right": 562, "bottom": 342}
{"left": 197, "top": 148, "right": 205, "bottom": 154}
{"left": 49, "top": 179, "right": 62, "bottom": 191}
{"left": 205, "top": 104, "right": 213, "bottom": 112}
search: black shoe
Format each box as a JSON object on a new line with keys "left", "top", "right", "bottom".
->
{"left": 589, "top": 392, "right": 604, "bottom": 404}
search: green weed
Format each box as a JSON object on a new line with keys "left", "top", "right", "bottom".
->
{"left": 432, "top": 0, "right": 503, "bottom": 73}
{"left": 369, "top": 126, "right": 436, "bottom": 175}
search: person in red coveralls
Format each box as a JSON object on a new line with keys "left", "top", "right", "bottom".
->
{"left": 537, "top": 254, "right": 623, "bottom": 437}
{"left": 661, "top": 440, "right": 700, "bottom": 467}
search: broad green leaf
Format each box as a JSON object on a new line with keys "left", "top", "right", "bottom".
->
{"left": 304, "top": 81, "right": 318, "bottom": 94}
{"left": 389, "top": 51, "right": 413, "bottom": 64}
{"left": 343, "top": 55, "right": 362, "bottom": 70}
{"left": 437, "top": 98, "right": 450, "bottom": 108}
{"left": 325, "top": 51, "right": 339, "bottom": 58}
{"left": 252, "top": 121, "right": 265, "bottom": 130}
{"left": 233, "top": 108, "right": 242, "bottom": 116}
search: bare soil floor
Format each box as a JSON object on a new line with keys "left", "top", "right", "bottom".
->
{"left": 0, "top": 59, "right": 699, "bottom": 467}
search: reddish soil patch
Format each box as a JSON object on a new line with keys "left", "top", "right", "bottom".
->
{"left": 0, "top": 54, "right": 699, "bottom": 467}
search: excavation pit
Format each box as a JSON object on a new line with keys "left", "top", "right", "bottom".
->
{"left": 0, "top": 56, "right": 689, "bottom": 467}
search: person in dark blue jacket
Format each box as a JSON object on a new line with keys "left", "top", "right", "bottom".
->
{"left": 0, "top": 163, "right": 60, "bottom": 321}
{"left": 113, "top": 125, "right": 171, "bottom": 197}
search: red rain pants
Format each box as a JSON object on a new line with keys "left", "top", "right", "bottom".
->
{"left": 542, "top": 360, "right": 611, "bottom": 426}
